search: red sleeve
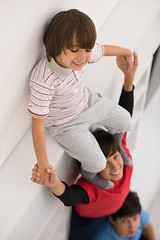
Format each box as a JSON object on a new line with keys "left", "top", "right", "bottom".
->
{"left": 121, "top": 133, "right": 132, "bottom": 160}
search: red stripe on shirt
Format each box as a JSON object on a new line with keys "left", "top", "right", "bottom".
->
{"left": 32, "top": 65, "right": 38, "bottom": 79}
{"left": 43, "top": 62, "right": 47, "bottom": 78}
{"left": 28, "top": 109, "right": 48, "bottom": 116}
{"left": 44, "top": 72, "right": 54, "bottom": 83}
{"left": 31, "top": 86, "right": 53, "bottom": 96}
{"left": 31, "top": 93, "right": 51, "bottom": 101}
{"left": 30, "top": 80, "right": 54, "bottom": 91}
{"left": 30, "top": 99, "right": 49, "bottom": 108}
{"left": 57, "top": 76, "right": 76, "bottom": 92}
{"left": 37, "top": 57, "right": 45, "bottom": 79}
{"left": 50, "top": 77, "right": 59, "bottom": 87}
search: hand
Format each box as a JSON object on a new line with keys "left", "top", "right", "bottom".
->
{"left": 35, "top": 164, "right": 51, "bottom": 185}
{"left": 122, "top": 49, "right": 133, "bottom": 71}
{"left": 103, "top": 45, "right": 133, "bottom": 70}
{"left": 31, "top": 164, "right": 58, "bottom": 187}
{"left": 117, "top": 51, "right": 138, "bottom": 91}
{"left": 31, "top": 164, "right": 65, "bottom": 195}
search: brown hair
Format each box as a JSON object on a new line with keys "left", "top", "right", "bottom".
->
{"left": 92, "top": 129, "right": 121, "bottom": 158}
{"left": 43, "top": 9, "right": 97, "bottom": 61}
{"left": 110, "top": 191, "right": 141, "bottom": 220}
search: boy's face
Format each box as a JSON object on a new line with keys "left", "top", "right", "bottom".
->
{"left": 55, "top": 35, "right": 92, "bottom": 71}
{"left": 98, "top": 152, "right": 124, "bottom": 181}
{"left": 109, "top": 214, "right": 140, "bottom": 238}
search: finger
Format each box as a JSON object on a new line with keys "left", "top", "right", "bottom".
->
{"left": 46, "top": 168, "right": 51, "bottom": 174}
{"left": 32, "top": 170, "right": 41, "bottom": 179}
{"left": 46, "top": 167, "right": 55, "bottom": 175}
{"left": 32, "top": 166, "right": 39, "bottom": 174}
{"left": 32, "top": 172, "right": 40, "bottom": 180}
{"left": 116, "top": 56, "right": 125, "bottom": 67}
{"left": 133, "top": 51, "right": 138, "bottom": 66}
{"left": 126, "top": 56, "right": 133, "bottom": 70}
{"left": 31, "top": 177, "right": 40, "bottom": 183}
{"left": 34, "top": 163, "right": 38, "bottom": 169}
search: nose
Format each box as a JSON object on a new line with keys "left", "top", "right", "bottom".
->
{"left": 128, "top": 221, "right": 135, "bottom": 230}
{"left": 77, "top": 50, "right": 86, "bottom": 60}
{"left": 110, "top": 161, "right": 118, "bottom": 169}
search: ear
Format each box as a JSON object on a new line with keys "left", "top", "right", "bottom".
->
{"left": 109, "top": 216, "right": 116, "bottom": 225}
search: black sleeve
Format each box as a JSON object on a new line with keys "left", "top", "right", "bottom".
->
{"left": 53, "top": 182, "right": 90, "bottom": 206}
{"left": 118, "top": 85, "right": 135, "bottom": 116}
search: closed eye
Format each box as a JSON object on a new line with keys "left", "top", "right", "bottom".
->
{"left": 70, "top": 49, "right": 78, "bottom": 52}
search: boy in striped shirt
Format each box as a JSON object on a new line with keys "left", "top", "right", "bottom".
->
{"left": 28, "top": 9, "right": 134, "bottom": 187}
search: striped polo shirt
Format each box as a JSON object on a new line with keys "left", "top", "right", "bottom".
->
{"left": 28, "top": 43, "right": 104, "bottom": 126}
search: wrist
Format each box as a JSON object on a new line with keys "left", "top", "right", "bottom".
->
{"left": 50, "top": 180, "right": 66, "bottom": 196}
{"left": 38, "top": 161, "right": 50, "bottom": 170}
{"left": 123, "top": 81, "right": 133, "bottom": 92}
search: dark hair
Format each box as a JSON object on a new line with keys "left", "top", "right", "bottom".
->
{"left": 111, "top": 191, "right": 141, "bottom": 220}
{"left": 43, "top": 9, "right": 97, "bottom": 61}
{"left": 92, "top": 129, "right": 121, "bottom": 158}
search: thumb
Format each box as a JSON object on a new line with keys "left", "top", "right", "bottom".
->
{"left": 46, "top": 168, "right": 51, "bottom": 173}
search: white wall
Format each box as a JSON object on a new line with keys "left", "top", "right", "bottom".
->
{"left": 0, "top": 0, "right": 160, "bottom": 239}
{"left": 0, "top": 0, "right": 120, "bottom": 167}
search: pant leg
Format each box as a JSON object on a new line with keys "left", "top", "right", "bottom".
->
{"left": 47, "top": 92, "right": 131, "bottom": 173}
{"left": 86, "top": 92, "right": 132, "bottom": 134}
{"left": 52, "top": 119, "right": 106, "bottom": 172}
{"left": 68, "top": 207, "right": 106, "bottom": 240}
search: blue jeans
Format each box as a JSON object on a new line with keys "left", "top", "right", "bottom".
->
{"left": 68, "top": 207, "right": 106, "bottom": 240}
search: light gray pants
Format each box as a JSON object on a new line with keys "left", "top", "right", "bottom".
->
{"left": 47, "top": 92, "right": 132, "bottom": 172}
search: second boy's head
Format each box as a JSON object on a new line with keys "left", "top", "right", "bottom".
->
{"left": 93, "top": 129, "right": 124, "bottom": 181}
{"left": 43, "top": 9, "right": 96, "bottom": 71}
{"left": 109, "top": 191, "right": 141, "bottom": 238}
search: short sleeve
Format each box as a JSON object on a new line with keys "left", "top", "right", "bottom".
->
{"left": 89, "top": 43, "right": 104, "bottom": 63}
{"left": 140, "top": 209, "right": 150, "bottom": 227}
{"left": 27, "top": 78, "right": 53, "bottom": 118}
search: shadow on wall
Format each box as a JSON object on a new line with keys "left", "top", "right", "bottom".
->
{"left": 146, "top": 45, "right": 160, "bottom": 106}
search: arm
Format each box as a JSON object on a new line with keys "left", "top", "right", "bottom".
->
{"left": 117, "top": 51, "right": 138, "bottom": 116}
{"left": 142, "top": 222, "right": 156, "bottom": 240}
{"left": 112, "top": 52, "right": 138, "bottom": 165}
{"left": 32, "top": 118, "right": 51, "bottom": 183}
{"left": 103, "top": 45, "right": 133, "bottom": 70}
{"left": 31, "top": 164, "right": 89, "bottom": 206}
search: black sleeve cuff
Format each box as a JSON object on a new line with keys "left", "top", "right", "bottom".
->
{"left": 53, "top": 182, "right": 89, "bottom": 206}
{"left": 118, "top": 85, "right": 135, "bottom": 116}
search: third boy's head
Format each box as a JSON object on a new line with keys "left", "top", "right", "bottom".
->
{"left": 43, "top": 9, "right": 96, "bottom": 71}
{"left": 93, "top": 129, "right": 124, "bottom": 181}
{"left": 109, "top": 191, "right": 141, "bottom": 238}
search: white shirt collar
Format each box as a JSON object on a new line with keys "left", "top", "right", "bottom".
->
{"left": 48, "top": 57, "right": 72, "bottom": 79}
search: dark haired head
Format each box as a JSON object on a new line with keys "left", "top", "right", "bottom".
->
{"left": 43, "top": 9, "right": 97, "bottom": 61}
{"left": 92, "top": 129, "right": 121, "bottom": 158}
{"left": 110, "top": 191, "right": 141, "bottom": 220}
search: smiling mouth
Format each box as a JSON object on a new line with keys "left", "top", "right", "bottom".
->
{"left": 110, "top": 169, "right": 120, "bottom": 176}
{"left": 73, "top": 62, "right": 84, "bottom": 66}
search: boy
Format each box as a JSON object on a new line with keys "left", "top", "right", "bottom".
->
{"left": 28, "top": 9, "right": 134, "bottom": 185}
{"left": 31, "top": 52, "right": 138, "bottom": 240}
{"left": 93, "top": 191, "right": 156, "bottom": 240}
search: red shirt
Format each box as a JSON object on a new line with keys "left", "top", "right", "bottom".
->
{"left": 75, "top": 133, "right": 133, "bottom": 218}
